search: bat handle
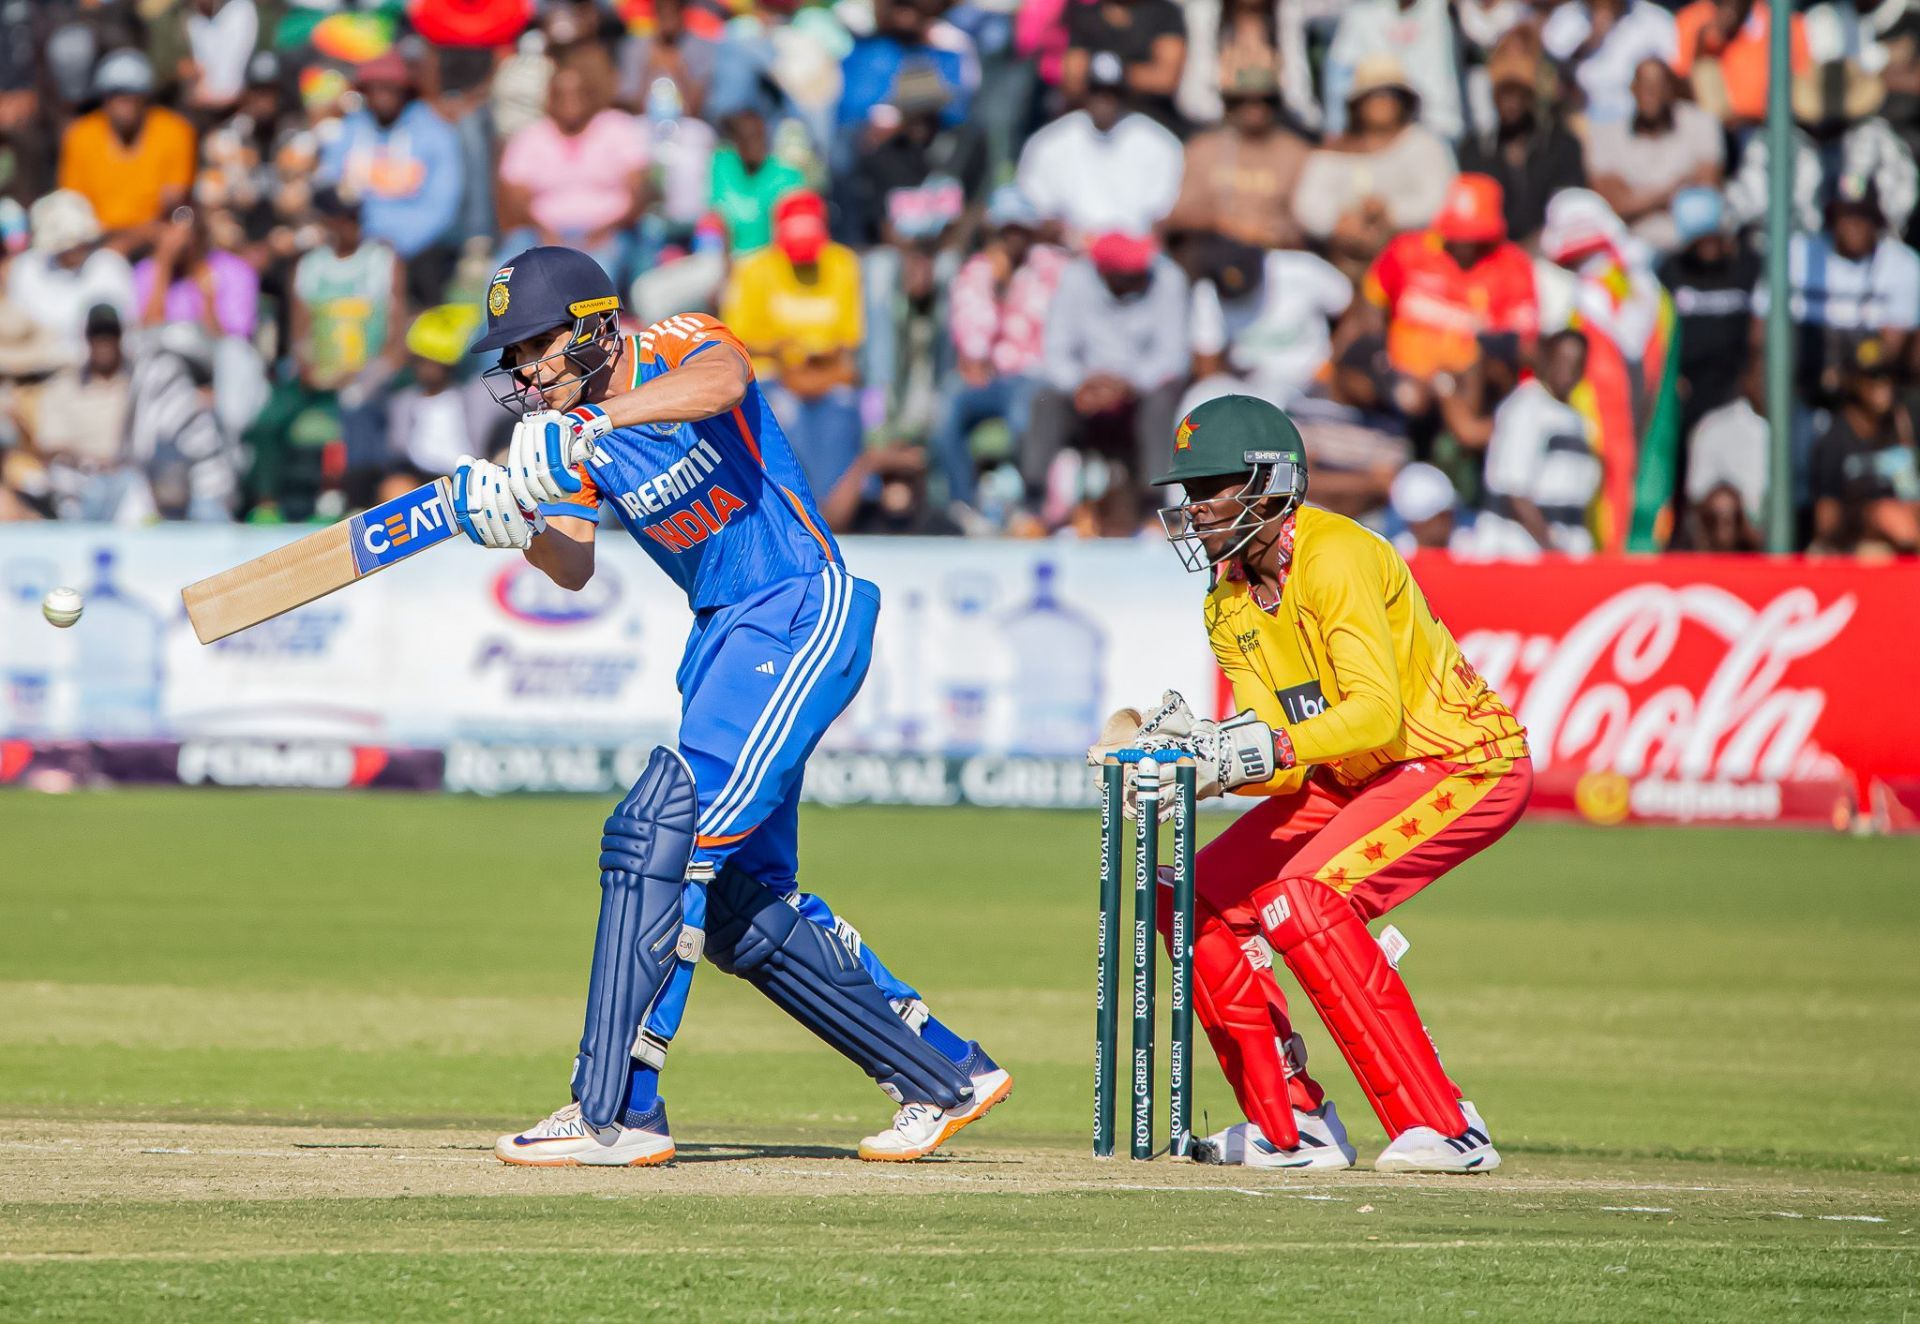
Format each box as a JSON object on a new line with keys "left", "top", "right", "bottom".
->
{"left": 567, "top": 434, "right": 596, "bottom": 467}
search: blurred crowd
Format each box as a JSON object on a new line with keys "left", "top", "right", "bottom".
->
{"left": 2, "top": 0, "right": 1919, "bottom": 556}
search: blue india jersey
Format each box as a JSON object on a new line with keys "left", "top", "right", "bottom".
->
{"left": 539, "top": 314, "right": 842, "bottom": 610}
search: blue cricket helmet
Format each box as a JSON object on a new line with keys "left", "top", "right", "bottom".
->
{"left": 475, "top": 246, "right": 624, "bottom": 414}
{"left": 473, "top": 245, "right": 620, "bottom": 353}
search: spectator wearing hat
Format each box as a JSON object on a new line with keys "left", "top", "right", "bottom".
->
{"left": 1672, "top": 0, "right": 1811, "bottom": 127}
{"left": 12, "top": 303, "right": 135, "bottom": 520}
{"left": 1164, "top": 63, "right": 1310, "bottom": 251}
{"left": 1586, "top": 59, "right": 1724, "bottom": 253}
{"left": 1727, "top": 60, "right": 1918, "bottom": 236}
{"left": 1324, "top": 0, "right": 1464, "bottom": 141}
{"left": 1659, "top": 187, "right": 1761, "bottom": 438}
{"left": 57, "top": 50, "right": 197, "bottom": 236}
{"left": 318, "top": 51, "right": 465, "bottom": 307}
{"left": 1292, "top": 54, "right": 1456, "bottom": 269}
{"left": 1388, "top": 460, "right": 1467, "bottom": 555}
{"left": 1468, "top": 329, "right": 1602, "bottom": 557}
{"left": 1178, "top": 0, "right": 1288, "bottom": 126}
{"left": 1540, "top": 0, "right": 1678, "bottom": 127}
{"left": 1060, "top": 0, "right": 1190, "bottom": 132}
{"left": 1537, "top": 188, "right": 1680, "bottom": 552}
{"left": 840, "top": 0, "right": 977, "bottom": 136}
{"left": 290, "top": 187, "right": 404, "bottom": 400}
{"left": 1458, "top": 29, "right": 1586, "bottom": 246}
{"left": 497, "top": 64, "right": 651, "bottom": 289}
{"left": 1810, "top": 333, "right": 1920, "bottom": 552}
{"left": 721, "top": 191, "right": 867, "bottom": 498}
{"left": 409, "top": 0, "right": 536, "bottom": 50}
{"left": 146, "top": 0, "right": 261, "bottom": 114}
{"left": 837, "top": 63, "right": 987, "bottom": 251}
{"left": 1353, "top": 173, "right": 1538, "bottom": 389}
{"left": 841, "top": 63, "right": 990, "bottom": 438}
{"left": 6, "top": 191, "right": 136, "bottom": 354}
{"left": 1015, "top": 52, "right": 1183, "bottom": 238}
{"left": 1026, "top": 231, "right": 1189, "bottom": 521}
{"left": 31, "top": 3, "right": 144, "bottom": 114}
{"left": 241, "top": 185, "right": 405, "bottom": 512}
{"left": 933, "top": 186, "right": 1068, "bottom": 507}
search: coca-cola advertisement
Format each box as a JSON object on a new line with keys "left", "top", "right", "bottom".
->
{"left": 1412, "top": 557, "right": 1920, "bottom": 829}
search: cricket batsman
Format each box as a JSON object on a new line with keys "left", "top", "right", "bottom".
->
{"left": 455, "top": 246, "right": 1009, "bottom": 1164}
{"left": 1096, "top": 395, "right": 1531, "bottom": 1172}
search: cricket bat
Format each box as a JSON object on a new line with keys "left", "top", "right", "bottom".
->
{"left": 182, "top": 477, "right": 464, "bottom": 644}
{"left": 181, "top": 438, "right": 591, "bottom": 644}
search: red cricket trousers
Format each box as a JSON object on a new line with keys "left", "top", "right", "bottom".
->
{"left": 1163, "top": 754, "right": 1532, "bottom": 1143}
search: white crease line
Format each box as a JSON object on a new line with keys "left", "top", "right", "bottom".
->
{"left": 1819, "top": 1215, "right": 1886, "bottom": 1223}
{"left": 1601, "top": 1206, "right": 1673, "bottom": 1213}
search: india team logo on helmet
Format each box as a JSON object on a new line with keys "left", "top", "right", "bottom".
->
{"left": 487, "top": 267, "right": 513, "bottom": 317}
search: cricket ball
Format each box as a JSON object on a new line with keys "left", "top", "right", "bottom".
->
{"left": 41, "top": 586, "right": 84, "bottom": 629}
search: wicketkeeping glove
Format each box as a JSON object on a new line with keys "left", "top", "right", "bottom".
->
{"left": 1138, "top": 709, "right": 1296, "bottom": 799}
{"left": 453, "top": 455, "right": 545, "bottom": 550}
{"left": 1086, "top": 691, "right": 1206, "bottom": 821}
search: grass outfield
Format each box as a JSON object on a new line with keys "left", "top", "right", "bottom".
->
{"left": 0, "top": 791, "right": 1915, "bottom": 1321}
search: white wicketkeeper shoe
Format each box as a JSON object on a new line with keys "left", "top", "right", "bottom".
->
{"left": 1373, "top": 1100, "right": 1499, "bottom": 1173}
{"left": 857, "top": 1045, "right": 1012, "bottom": 1162}
{"left": 495, "top": 1099, "right": 675, "bottom": 1167}
{"left": 1191, "top": 1102, "right": 1357, "bottom": 1170}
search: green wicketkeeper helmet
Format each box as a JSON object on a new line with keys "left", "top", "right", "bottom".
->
{"left": 1155, "top": 395, "right": 1310, "bottom": 573}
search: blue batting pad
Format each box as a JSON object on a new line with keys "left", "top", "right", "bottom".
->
{"left": 573, "top": 747, "right": 699, "bottom": 1129}
{"left": 704, "top": 863, "right": 974, "bottom": 1111}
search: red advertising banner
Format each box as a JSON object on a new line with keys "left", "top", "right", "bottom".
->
{"left": 1409, "top": 555, "right": 1920, "bottom": 829}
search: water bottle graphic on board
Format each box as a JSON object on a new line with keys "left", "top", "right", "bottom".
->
{"left": 939, "top": 576, "right": 996, "bottom": 754}
{"left": 74, "top": 547, "right": 165, "bottom": 737}
{"left": 2, "top": 561, "right": 60, "bottom": 734}
{"left": 1004, "top": 561, "right": 1104, "bottom": 756}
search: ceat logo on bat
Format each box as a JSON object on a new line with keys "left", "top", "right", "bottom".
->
{"left": 350, "top": 483, "right": 456, "bottom": 574}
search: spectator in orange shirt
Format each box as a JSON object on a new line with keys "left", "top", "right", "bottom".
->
{"left": 1352, "top": 173, "right": 1539, "bottom": 386}
{"left": 56, "top": 51, "right": 197, "bottom": 237}
{"left": 1672, "top": 0, "right": 1811, "bottom": 126}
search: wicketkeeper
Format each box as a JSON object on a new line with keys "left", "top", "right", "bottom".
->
{"left": 1093, "top": 395, "right": 1532, "bottom": 1172}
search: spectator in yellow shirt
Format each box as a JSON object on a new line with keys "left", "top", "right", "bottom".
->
{"left": 721, "top": 190, "right": 866, "bottom": 497}
{"left": 57, "top": 51, "right": 196, "bottom": 238}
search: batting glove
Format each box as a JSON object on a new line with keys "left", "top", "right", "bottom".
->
{"left": 453, "top": 455, "right": 545, "bottom": 550}
{"left": 505, "top": 405, "right": 608, "bottom": 509}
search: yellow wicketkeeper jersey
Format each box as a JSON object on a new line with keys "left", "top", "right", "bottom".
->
{"left": 1205, "top": 506, "right": 1529, "bottom": 795}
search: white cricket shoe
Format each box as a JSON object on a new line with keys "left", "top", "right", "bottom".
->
{"left": 858, "top": 1045, "right": 1012, "bottom": 1161}
{"left": 1373, "top": 1100, "right": 1499, "bottom": 1173}
{"left": 1191, "top": 1102, "right": 1357, "bottom": 1170}
{"left": 495, "top": 1099, "right": 675, "bottom": 1167}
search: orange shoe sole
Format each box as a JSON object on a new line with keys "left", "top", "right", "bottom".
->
{"left": 496, "top": 1146, "right": 676, "bottom": 1168}
{"left": 858, "top": 1074, "right": 1013, "bottom": 1162}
